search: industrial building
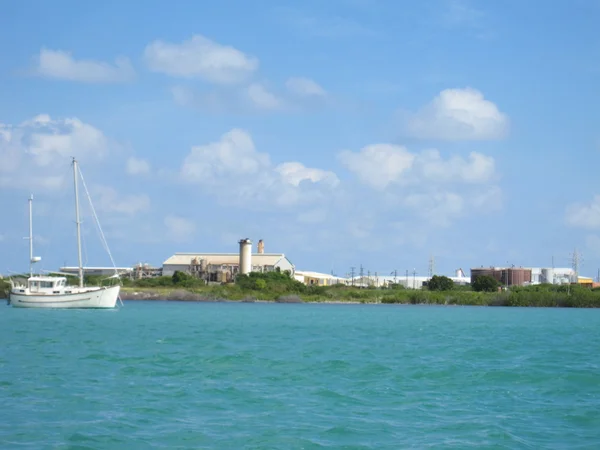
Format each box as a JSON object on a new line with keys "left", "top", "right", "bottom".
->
{"left": 294, "top": 271, "right": 347, "bottom": 286}
{"left": 470, "top": 266, "right": 580, "bottom": 287}
{"left": 162, "top": 239, "right": 294, "bottom": 282}
{"left": 470, "top": 267, "right": 532, "bottom": 287}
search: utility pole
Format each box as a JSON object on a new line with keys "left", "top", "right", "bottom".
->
{"left": 391, "top": 269, "right": 398, "bottom": 284}
{"left": 405, "top": 269, "right": 409, "bottom": 288}
{"left": 350, "top": 266, "right": 355, "bottom": 287}
{"left": 412, "top": 268, "right": 417, "bottom": 289}
{"left": 375, "top": 271, "right": 378, "bottom": 287}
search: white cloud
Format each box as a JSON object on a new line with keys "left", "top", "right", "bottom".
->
{"left": 34, "top": 48, "right": 134, "bottom": 83}
{"left": 286, "top": 77, "right": 326, "bottom": 97}
{"left": 416, "top": 149, "right": 496, "bottom": 183}
{"left": 164, "top": 215, "right": 196, "bottom": 243}
{"left": 338, "top": 144, "right": 415, "bottom": 190}
{"left": 339, "top": 143, "right": 497, "bottom": 190}
{"left": 566, "top": 195, "right": 600, "bottom": 229}
{"left": 406, "top": 87, "right": 509, "bottom": 140}
{"left": 126, "top": 157, "right": 151, "bottom": 176}
{"left": 180, "top": 129, "right": 338, "bottom": 209}
{"left": 0, "top": 114, "right": 110, "bottom": 190}
{"left": 181, "top": 129, "right": 269, "bottom": 184}
{"left": 94, "top": 186, "right": 150, "bottom": 216}
{"left": 275, "top": 162, "right": 339, "bottom": 187}
{"left": 144, "top": 34, "right": 258, "bottom": 83}
{"left": 246, "top": 83, "right": 282, "bottom": 110}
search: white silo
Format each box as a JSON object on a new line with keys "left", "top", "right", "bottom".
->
{"left": 542, "top": 268, "right": 554, "bottom": 284}
{"left": 239, "top": 238, "right": 252, "bottom": 275}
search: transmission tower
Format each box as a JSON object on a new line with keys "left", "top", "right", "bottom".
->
{"left": 570, "top": 248, "right": 583, "bottom": 281}
{"left": 428, "top": 255, "right": 435, "bottom": 278}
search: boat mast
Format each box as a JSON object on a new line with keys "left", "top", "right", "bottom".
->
{"left": 73, "top": 158, "right": 84, "bottom": 288}
{"left": 28, "top": 194, "right": 33, "bottom": 277}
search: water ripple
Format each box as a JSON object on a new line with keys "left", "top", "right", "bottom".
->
{"left": 1, "top": 303, "right": 600, "bottom": 449}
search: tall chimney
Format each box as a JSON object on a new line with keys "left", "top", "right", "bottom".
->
{"left": 257, "top": 239, "right": 264, "bottom": 254}
{"left": 239, "top": 238, "right": 252, "bottom": 275}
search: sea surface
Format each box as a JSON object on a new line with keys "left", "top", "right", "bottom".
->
{"left": 1, "top": 301, "right": 600, "bottom": 449}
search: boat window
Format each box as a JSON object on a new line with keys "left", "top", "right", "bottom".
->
{"left": 40, "top": 281, "right": 53, "bottom": 288}
{"left": 30, "top": 281, "right": 38, "bottom": 288}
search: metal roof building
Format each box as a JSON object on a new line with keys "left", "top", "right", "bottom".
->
{"left": 162, "top": 252, "right": 294, "bottom": 278}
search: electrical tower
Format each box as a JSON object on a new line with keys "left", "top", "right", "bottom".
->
{"left": 570, "top": 248, "right": 583, "bottom": 281}
{"left": 428, "top": 255, "right": 435, "bottom": 278}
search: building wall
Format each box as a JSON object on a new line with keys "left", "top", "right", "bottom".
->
{"left": 274, "top": 258, "right": 294, "bottom": 274}
{"left": 162, "top": 264, "right": 190, "bottom": 277}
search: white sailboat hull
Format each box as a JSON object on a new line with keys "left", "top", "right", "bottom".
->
{"left": 9, "top": 285, "right": 120, "bottom": 309}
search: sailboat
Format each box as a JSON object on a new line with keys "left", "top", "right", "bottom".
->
{"left": 8, "top": 158, "right": 121, "bottom": 309}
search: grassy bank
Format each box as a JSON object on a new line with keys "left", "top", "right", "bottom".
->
{"left": 118, "top": 272, "right": 600, "bottom": 308}
{"left": 3, "top": 272, "right": 600, "bottom": 307}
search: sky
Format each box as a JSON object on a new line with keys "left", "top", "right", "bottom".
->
{"left": 1, "top": 0, "right": 599, "bottom": 279}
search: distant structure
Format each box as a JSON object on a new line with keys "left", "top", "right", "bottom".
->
{"left": 132, "top": 263, "right": 162, "bottom": 279}
{"left": 471, "top": 267, "right": 532, "bottom": 287}
{"left": 162, "top": 239, "right": 294, "bottom": 283}
{"left": 239, "top": 238, "right": 252, "bottom": 275}
{"left": 257, "top": 239, "right": 265, "bottom": 254}
{"left": 470, "top": 266, "right": 581, "bottom": 287}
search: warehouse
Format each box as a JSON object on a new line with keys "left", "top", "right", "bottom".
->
{"left": 162, "top": 239, "right": 294, "bottom": 282}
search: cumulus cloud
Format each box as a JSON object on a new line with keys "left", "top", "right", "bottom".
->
{"left": 246, "top": 83, "right": 283, "bottom": 110}
{"left": 338, "top": 143, "right": 496, "bottom": 190}
{"left": 337, "top": 141, "right": 501, "bottom": 227}
{"left": 126, "top": 157, "right": 151, "bottom": 176}
{"left": 164, "top": 215, "right": 196, "bottom": 243}
{"left": 144, "top": 34, "right": 258, "bottom": 84}
{"left": 286, "top": 77, "right": 326, "bottom": 97}
{"left": 566, "top": 196, "right": 600, "bottom": 229}
{"left": 180, "top": 129, "right": 338, "bottom": 208}
{"left": 0, "top": 114, "right": 110, "bottom": 189}
{"left": 34, "top": 48, "right": 135, "bottom": 83}
{"left": 275, "top": 162, "right": 339, "bottom": 187}
{"left": 406, "top": 87, "right": 509, "bottom": 140}
{"left": 338, "top": 144, "right": 415, "bottom": 190}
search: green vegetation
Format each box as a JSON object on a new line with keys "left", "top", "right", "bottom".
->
{"left": 114, "top": 270, "right": 600, "bottom": 308}
{"left": 472, "top": 275, "right": 501, "bottom": 292}
{"left": 0, "top": 278, "right": 10, "bottom": 299}
{"left": 426, "top": 275, "right": 455, "bottom": 291}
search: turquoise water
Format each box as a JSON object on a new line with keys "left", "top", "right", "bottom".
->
{"left": 1, "top": 302, "right": 600, "bottom": 449}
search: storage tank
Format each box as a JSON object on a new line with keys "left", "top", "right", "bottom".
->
{"left": 471, "top": 268, "right": 502, "bottom": 283}
{"left": 542, "top": 268, "right": 554, "bottom": 284}
{"left": 503, "top": 268, "right": 532, "bottom": 286}
{"left": 257, "top": 239, "right": 264, "bottom": 254}
{"left": 239, "top": 238, "right": 252, "bottom": 275}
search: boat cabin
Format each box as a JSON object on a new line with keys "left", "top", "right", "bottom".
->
{"left": 27, "top": 276, "right": 68, "bottom": 294}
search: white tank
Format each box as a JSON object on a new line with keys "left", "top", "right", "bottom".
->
{"left": 239, "top": 239, "right": 252, "bottom": 275}
{"left": 542, "top": 268, "right": 554, "bottom": 284}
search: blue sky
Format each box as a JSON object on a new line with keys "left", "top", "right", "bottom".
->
{"left": 1, "top": 0, "right": 599, "bottom": 279}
